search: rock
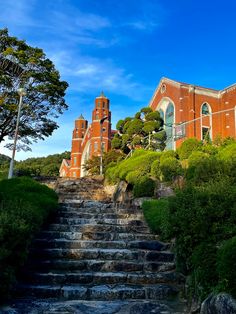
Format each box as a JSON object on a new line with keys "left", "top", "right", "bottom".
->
{"left": 200, "top": 293, "right": 236, "bottom": 314}
{"left": 157, "top": 183, "right": 174, "bottom": 198}
{"left": 133, "top": 197, "right": 153, "bottom": 208}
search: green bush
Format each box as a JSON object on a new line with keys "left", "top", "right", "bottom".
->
{"left": 186, "top": 155, "right": 224, "bottom": 184}
{"left": 190, "top": 242, "right": 218, "bottom": 300}
{"left": 133, "top": 176, "right": 155, "bottom": 197}
{"left": 177, "top": 138, "right": 202, "bottom": 160}
{"left": 217, "top": 236, "right": 236, "bottom": 298}
{"left": 0, "top": 177, "right": 58, "bottom": 301}
{"left": 142, "top": 199, "right": 170, "bottom": 238}
{"left": 150, "top": 158, "right": 161, "bottom": 179}
{"left": 160, "top": 157, "right": 183, "bottom": 181}
{"left": 109, "top": 150, "right": 160, "bottom": 182}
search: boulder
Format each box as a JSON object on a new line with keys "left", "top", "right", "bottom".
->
{"left": 200, "top": 293, "right": 236, "bottom": 314}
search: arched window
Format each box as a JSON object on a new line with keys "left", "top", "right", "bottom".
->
{"left": 165, "top": 102, "right": 175, "bottom": 150}
{"left": 159, "top": 108, "right": 164, "bottom": 121}
{"left": 202, "top": 103, "right": 210, "bottom": 115}
{"left": 165, "top": 102, "right": 174, "bottom": 123}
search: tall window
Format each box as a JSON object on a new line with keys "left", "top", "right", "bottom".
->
{"left": 201, "top": 103, "right": 212, "bottom": 140}
{"left": 102, "top": 142, "right": 105, "bottom": 152}
{"left": 159, "top": 108, "right": 164, "bottom": 121}
{"left": 73, "top": 157, "right": 77, "bottom": 165}
{"left": 202, "top": 103, "right": 210, "bottom": 115}
{"left": 165, "top": 102, "right": 174, "bottom": 150}
{"left": 94, "top": 142, "right": 98, "bottom": 151}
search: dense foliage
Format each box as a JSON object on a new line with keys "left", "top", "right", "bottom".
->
{"left": 112, "top": 107, "right": 166, "bottom": 153}
{"left": 141, "top": 138, "right": 236, "bottom": 301}
{"left": 0, "top": 177, "right": 58, "bottom": 301}
{"left": 82, "top": 150, "right": 125, "bottom": 175}
{"left": 0, "top": 28, "right": 68, "bottom": 151}
{"left": 0, "top": 151, "right": 70, "bottom": 179}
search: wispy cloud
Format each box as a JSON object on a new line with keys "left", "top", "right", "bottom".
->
{"left": 48, "top": 49, "right": 153, "bottom": 101}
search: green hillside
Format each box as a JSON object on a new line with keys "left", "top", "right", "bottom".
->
{"left": 0, "top": 152, "right": 70, "bottom": 179}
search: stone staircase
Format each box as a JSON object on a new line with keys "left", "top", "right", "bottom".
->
{"left": 4, "top": 179, "right": 187, "bottom": 314}
{"left": 55, "top": 177, "right": 113, "bottom": 203}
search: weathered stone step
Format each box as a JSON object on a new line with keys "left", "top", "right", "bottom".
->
{"left": 54, "top": 217, "right": 148, "bottom": 226}
{"left": 32, "top": 239, "right": 168, "bottom": 251}
{"left": 16, "top": 283, "right": 179, "bottom": 300}
{"left": 59, "top": 205, "right": 141, "bottom": 215}
{"left": 22, "top": 271, "right": 179, "bottom": 286}
{"left": 56, "top": 211, "right": 144, "bottom": 220}
{"left": 29, "top": 248, "right": 174, "bottom": 262}
{"left": 48, "top": 223, "right": 151, "bottom": 234}
{"left": 36, "top": 231, "right": 159, "bottom": 241}
{"left": 28, "top": 259, "right": 175, "bottom": 273}
{"left": 4, "top": 299, "right": 188, "bottom": 314}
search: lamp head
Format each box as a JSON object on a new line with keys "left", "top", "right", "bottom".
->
{"left": 17, "top": 88, "right": 26, "bottom": 96}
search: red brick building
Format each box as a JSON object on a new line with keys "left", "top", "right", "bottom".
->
{"left": 60, "top": 92, "right": 112, "bottom": 178}
{"left": 149, "top": 77, "right": 236, "bottom": 150}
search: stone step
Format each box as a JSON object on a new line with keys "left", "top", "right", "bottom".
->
{"left": 54, "top": 217, "right": 148, "bottom": 226}
{"left": 29, "top": 248, "right": 174, "bottom": 262}
{"left": 27, "top": 259, "right": 176, "bottom": 273}
{"left": 48, "top": 223, "right": 151, "bottom": 234}
{"left": 4, "top": 299, "right": 188, "bottom": 314}
{"left": 32, "top": 239, "right": 168, "bottom": 251}
{"left": 59, "top": 206, "right": 141, "bottom": 215}
{"left": 36, "top": 231, "right": 159, "bottom": 241}
{"left": 56, "top": 211, "right": 144, "bottom": 220}
{"left": 22, "top": 271, "right": 179, "bottom": 286}
{"left": 16, "top": 283, "right": 179, "bottom": 301}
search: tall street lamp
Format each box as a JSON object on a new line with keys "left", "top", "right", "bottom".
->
{"left": 8, "top": 87, "right": 26, "bottom": 179}
{"left": 100, "top": 116, "right": 108, "bottom": 176}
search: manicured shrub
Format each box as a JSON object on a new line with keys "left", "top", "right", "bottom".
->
{"left": 160, "top": 157, "right": 183, "bottom": 181}
{"left": 177, "top": 138, "right": 202, "bottom": 160}
{"left": 133, "top": 176, "right": 155, "bottom": 197}
{"left": 217, "top": 236, "right": 236, "bottom": 298}
{"left": 150, "top": 159, "right": 161, "bottom": 179}
{"left": 126, "top": 170, "right": 143, "bottom": 185}
{"left": 0, "top": 177, "right": 58, "bottom": 301}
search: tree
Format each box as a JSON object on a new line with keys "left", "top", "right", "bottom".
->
{"left": 82, "top": 150, "right": 125, "bottom": 175}
{"left": 112, "top": 107, "right": 166, "bottom": 153}
{"left": 0, "top": 28, "right": 68, "bottom": 150}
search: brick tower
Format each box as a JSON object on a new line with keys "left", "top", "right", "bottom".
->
{"left": 60, "top": 92, "right": 113, "bottom": 178}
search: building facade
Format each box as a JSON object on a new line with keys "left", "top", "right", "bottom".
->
{"left": 149, "top": 77, "right": 236, "bottom": 150}
{"left": 60, "top": 92, "right": 112, "bottom": 178}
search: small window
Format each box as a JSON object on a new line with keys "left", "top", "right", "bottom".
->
{"left": 102, "top": 127, "right": 106, "bottom": 132}
{"left": 102, "top": 142, "right": 105, "bottom": 151}
{"left": 94, "top": 142, "right": 98, "bottom": 151}
{"left": 97, "top": 100, "right": 101, "bottom": 108}
{"left": 74, "top": 157, "right": 77, "bottom": 165}
{"left": 73, "top": 172, "right": 76, "bottom": 177}
{"left": 202, "top": 103, "right": 209, "bottom": 115}
{"left": 95, "top": 114, "right": 99, "bottom": 120}
{"left": 81, "top": 122, "right": 84, "bottom": 128}
{"left": 102, "top": 102, "right": 105, "bottom": 108}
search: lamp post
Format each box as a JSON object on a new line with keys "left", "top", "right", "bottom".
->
{"left": 8, "top": 87, "right": 26, "bottom": 179}
{"left": 100, "top": 116, "right": 108, "bottom": 176}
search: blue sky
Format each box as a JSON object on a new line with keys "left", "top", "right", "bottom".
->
{"left": 0, "top": 0, "right": 236, "bottom": 160}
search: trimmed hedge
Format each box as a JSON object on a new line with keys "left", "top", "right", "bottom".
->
{"left": 0, "top": 177, "right": 58, "bottom": 301}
